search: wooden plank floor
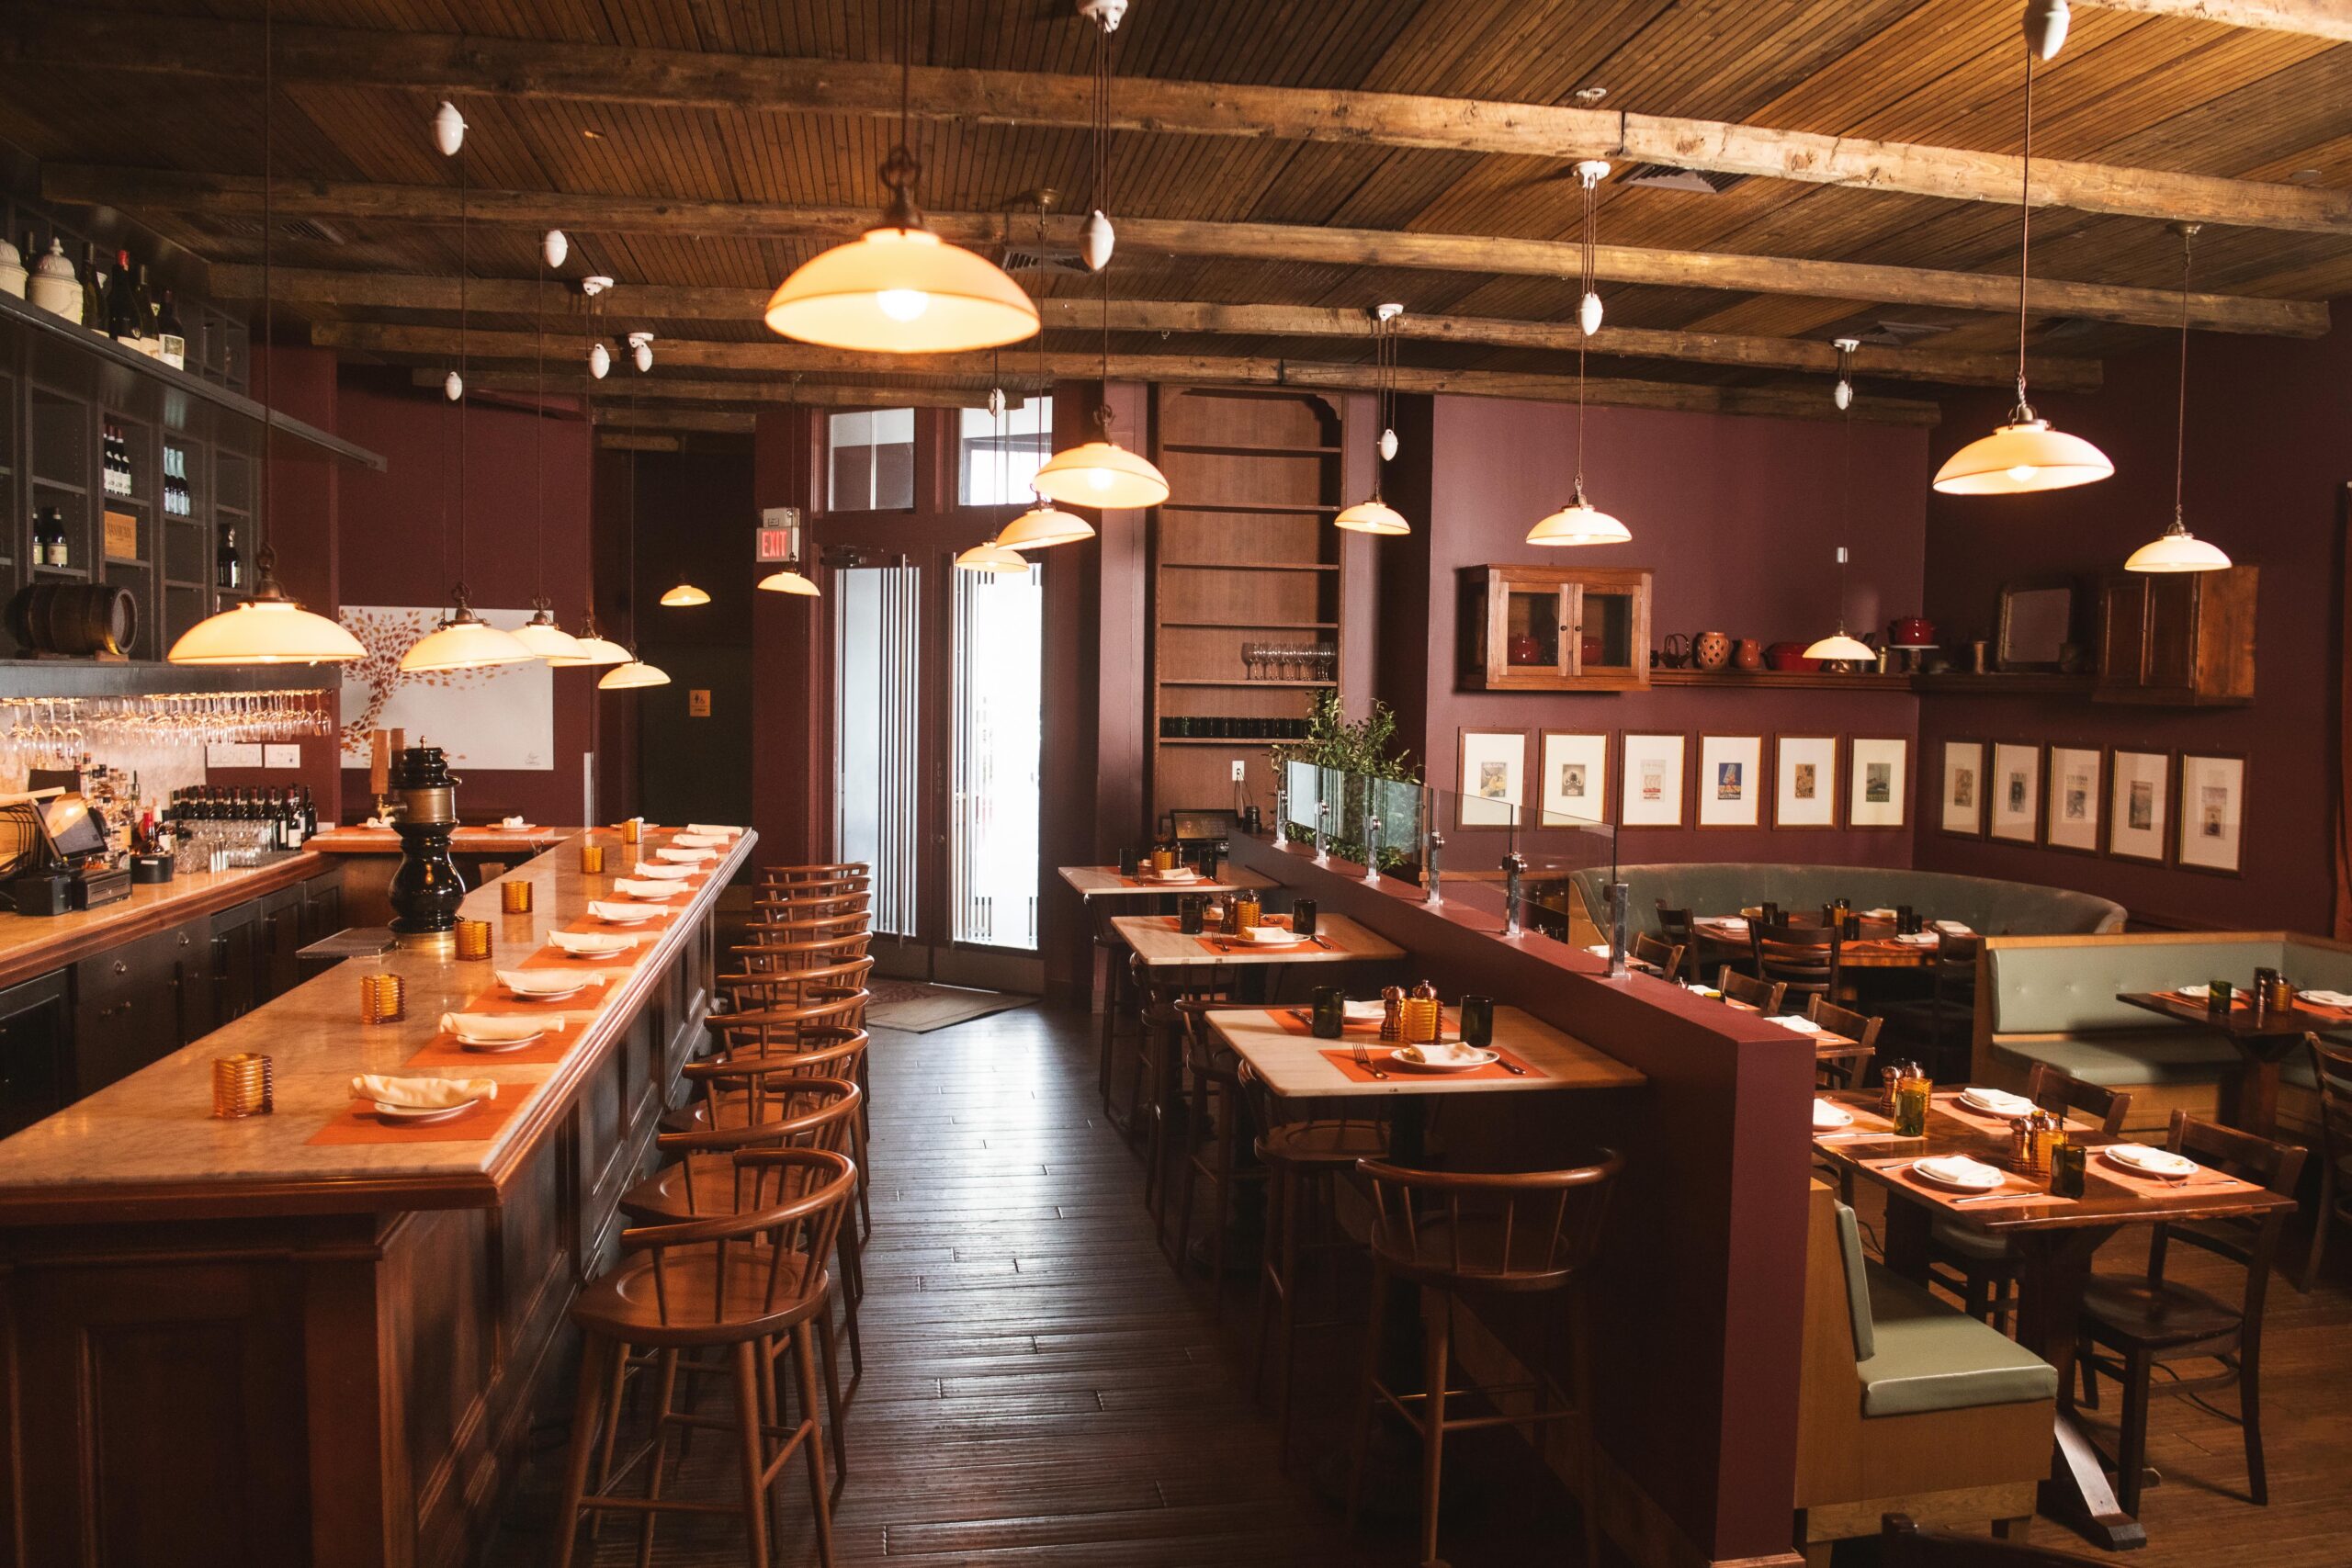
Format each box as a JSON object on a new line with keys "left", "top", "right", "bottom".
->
{"left": 488, "top": 1004, "right": 2352, "bottom": 1567}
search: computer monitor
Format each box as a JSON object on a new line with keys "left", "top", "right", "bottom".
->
{"left": 37, "top": 794, "right": 108, "bottom": 863}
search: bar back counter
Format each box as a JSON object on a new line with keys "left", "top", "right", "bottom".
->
{"left": 0, "top": 829, "right": 748, "bottom": 1568}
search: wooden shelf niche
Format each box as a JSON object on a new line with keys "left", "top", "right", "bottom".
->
{"left": 1149, "top": 387, "right": 1345, "bottom": 826}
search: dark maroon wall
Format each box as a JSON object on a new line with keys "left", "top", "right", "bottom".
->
{"left": 331, "top": 369, "right": 597, "bottom": 826}
{"left": 1915, "top": 325, "right": 2350, "bottom": 931}
{"left": 1393, "top": 394, "right": 1931, "bottom": 872}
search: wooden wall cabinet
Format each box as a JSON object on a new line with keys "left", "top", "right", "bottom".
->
{"left": 1459, "top": 564, "right": 1652, "bottom": 692}
{"left": 2094, "top": 565, "right": 2256, "bottom": 706}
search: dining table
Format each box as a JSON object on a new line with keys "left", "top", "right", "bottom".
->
{"left": 1110, "top": 910, "right": 1404, "bottom": 972}
{"left": 1692, "top": 914, "right": 1954, "bottom": 972}
{"left": 2114, "top": 987, "right": 2352, "bottom": 1138}
{"left": 1812, "top": 1087, "right": 2293, "bottom": 1551}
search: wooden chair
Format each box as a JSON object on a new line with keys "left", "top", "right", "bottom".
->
{"left": 1133, "top": 961, "right": 1239, "bottom": 1228}
{"left": 550, "top": 1147, "right": 856, "bottom": 1568}
{"left": 1345, "top": 1151, "right": 1623, "bottom": 1568}
{"left": 1754, "top": 921, "right": 1840, "bottom": 1010}
{"left": 752, "top": 891, "right": 872, "bottom": 927}
{"left": 1718, "top": 968, "right": 1787, "bottom": 1016}
{"left": 757, "top": 862, "right": 869, "bottom": 891}
{"left": 2076, "top": 1111, "right": 2305, "bottom": 1519}
{"left": 718, "top": 960, "right": 874, "bottom": 1017}
{"left": 1168, "top": 1000, "right": 1265, "bottom": 1317}
{"left": 1926, "top": 1065, "right": 2133, "bottom": 1330}
{"left": 1654, "top": 902, "right": 1694, "bottom": 953}
{"left": 1631, "top": 932, "right": 1685, "bottom": 983}
{"left": 1878, "top": 1513, "right": 2107, "bottom": 1567}
{"left": 731, "top": 929, "right": 873, "bottom": 976}
{"left": 2300, "top": 1033, "right": 2352, "bottom": 1291}
{"left": 1806, "top": 995, "right": 1883, "bottom": 1091}
{"left": 1883, "top": 933, "right": 1981, "bottom": 1081}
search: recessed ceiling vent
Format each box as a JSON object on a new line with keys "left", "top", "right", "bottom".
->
{"left": 1856, "top": 320, "right": 1951, "bottom": 346}
{"left": 1617, "top": 164, "right": 1746, "bottom": 195}
{"left": 1000, "top": 245, "right": 1092, "bottom": 276}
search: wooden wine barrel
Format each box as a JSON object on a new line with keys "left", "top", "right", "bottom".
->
{"left": 5, "top": 583, "right": 139, "bottom": 658}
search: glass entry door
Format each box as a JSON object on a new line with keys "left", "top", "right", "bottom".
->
{"left": 950, "top": 563, "right": 1043, "bottom": 951}
{"left": 834, "top": 565, "right": 922, "bottom": 939}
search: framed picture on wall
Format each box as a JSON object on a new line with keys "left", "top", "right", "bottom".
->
{"left": 1772, "top": 735, "right": 1838, "bottom": 829}
{"left": 1847, "top": 736, "right": 1909, "bottom": 830}
{"left": 1619, "top": 733, "right": 1688, "bottom": 829}
{"left": 1538, "top": 731, "right": 1611, "bottom": 825}
{"left": 2177, "top": 752, "right": 2246, "bottom": 875}
{"left": 1697, "top": 736, "right": 1764, "bottom": 829}
{"left": 1989, "top": 742, "right": 2041, "bottom": 843}
{"left": 1455, "top": 728, "right": 1528, "bottom": 829}
{"left": 2107, "top": 749, "right": 2171, "bottom": 863}
{"left": 2044, "top": 746, "right": 2105, "bottom": 855}
{"left": 1939, "top": 740, "right": 1985, "bottom": 838}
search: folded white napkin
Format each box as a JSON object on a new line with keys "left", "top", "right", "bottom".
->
{"left": 363, "top": 817, "right": 391, "bottom": 829}
{"left": 1916, "top": 1155, "right": 2003, "bottom": 1188}
{"left": 438, "top": 1013, "right": 553, "bottom": 1043}
{"left": 1768, "top": 1014, "right": 1823, "bottom": 1034}
{"left": 612, "top": 879, "right": 684, "bottom": 899}
{"left": 1399, "top": 1042, "right": 1492, "bottom": 1067}
{"left": 500, "top": 815, "right": 529, "bottom": 829}
{"left": 1142, "top": 866, "right": 1199, "bottom": 883}
{"left": 1864, "top": 907, "right": 1898, "bottom": 919}
{"left": 1933, "top": 919, "right": 1974, "bottom": 935}
{"left": 1960, "top": 1086, "right": 2034, "bottom": 1116}
{"left": 354, "top": 1074, "right": 497, "bottom": 1109}
{"left": 2177, "top": 983, "right": 2212, "bottom": 998}
{"left": 1242, "top": 924, "right": 1302, "bottom": 944}
{"left": 1344, "top": 999, "right": 1386, "bottom": 1022}
{"left": 1584, "top": 943, "right": 1612, "bottom": 956}
{"left": 589, "top": 898, "right": 665, "bottom": 920}
{"left": 672, "top": 832, "right": 729, "bottom": 848}
{"left": 2104, "top": 1143, "right": 2197, "bottom": 1176}
{"left": 631, "top": 862, "right": 695, "bottom": 880}
{"left": 2301, "top": 988, "right": 2352, "bottom": 1007}
{"left": 549, "top": 929, "right": 639, "bottom": 955}
{"left": 654, "top": 846, "right": 716, "bottom": 863}
{"left": 497, "top": 968, "right": 587, "bottom": 998}
{"left": 686, "top": 823, "right": 744, "bottom": 838}
{"left": 1712, "top": 916, "right": 1749, "bottom": 929}
{"left": 1894, "top": 931, "right": 1940, "bottom": 945}
{"left": 1812, "top": 1099, "right": 1854, "bottom": 1131}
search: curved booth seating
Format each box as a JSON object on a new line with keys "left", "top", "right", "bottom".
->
{"left": 1567, "top": 863, "right": 2126, "bottom": 941}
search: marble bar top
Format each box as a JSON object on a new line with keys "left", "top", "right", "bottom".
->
{"left": 0, "top": 851, "right": 329, "bottom": 991}
{"left": 307, "top": 825, "right": 586, "bottom": 855}
{"left": 0, "top": 827, "right": 752, "bottom": 1224}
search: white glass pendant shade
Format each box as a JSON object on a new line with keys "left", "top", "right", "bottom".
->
{"left": 1932, "top": 417, "right": 2113, "bottom": 495}
{"left": 512, "top": 605, "right": 590, "bottom": 664}
{"left": 1526, "top": 489, "right": 1631, "bottom": 546}
{"left": 988, "top": 386, "right": 1007, "bottom": 419}
{"left": 588, "top": 342, "right": 611, "bottom": 379}
{"left": 757, "top": 568, "right": 822, "bottom": 596}
{"left": 1081, "top": 210, "right": 1116, "bottom": 272}
{"left": 444, "top": 370, "right": 463, "bottom": 401}
{"left": 955, "top": 539, "right": 1030, "bottom": 575}
{"left": 1334, "top": 499, "right": 1410, "bottom": 536}
{"left": 432, "top": 101, "right": 467, "bottom": 156}
{"left": 997, "top": 503, "right": 1094, "bottom": 550}
{"left": 2023, "top": 0, "right": 2071, "bottom": 61}
{"left": 168, "top": 592, "right": 366, "bottom": 665}
{"left": 1032, "top": 440, "right": 1169, "bottom": 510}
{"left": 399, "top": 604, "right": 534, "bottom": 673}
{"left": 1803, "top": 629, "right": 1878, "bottom": 662}
{"left": 572, "top": 631, "right": 633, "bottom": 666}
{"left": 629, "top": 333, "right": 654, "bottom": 373}
{"left": 1578, "top": 290, "right": 1604, "bottom": 337}
{"left": 1378, "top": 428, "right": 1398, "bottom": 462}
{"left": 659, "top": 582, "right": 711, "bottom": 607}
{"left": 1834, "top": 378, "right": 1853, "bottom": 412}
{"left": 2125, "top": 518, "right": 2231, "bottom": 573}
{"left": 598, "top": 660, "right": 672, "bottom": 691}
{"left": 765, "top": 226, "right": 1040, "bottom": 355}
{"left": 541, "top": 229, "right": 569, "bottom": 269}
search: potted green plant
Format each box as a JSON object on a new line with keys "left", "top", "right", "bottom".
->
{"left": 1267, "top": 692, "right": 1421, "bottom": 871}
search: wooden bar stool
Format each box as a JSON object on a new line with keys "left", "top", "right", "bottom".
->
{"left": 1345, "top": 1150, "right": 1625, "bottom": 1568}
{"left": 720, "top": 961, "right": 875, "bottom": 1014}
{"left": 1134, "top": 962, "right": 1238, "bottom": 1225}
{"left": 698, "top": 1016, "right": 877, "bottom": 1247}
{"left": 550, "top": 1147, "right": 856, "bottom": 1568}
{"left": 731, "top": 932, "right": 874, "bottom": 976}
{"left": 758, "top": 862, "right": 870, "bottom": 892}
{"left": 753, "top": 891, "right": 873, "bottom": 926}
{"left": 1168, "top": 1000, "right": 1265, "bottom": 1313}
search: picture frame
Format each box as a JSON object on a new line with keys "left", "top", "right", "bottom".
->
{"left": 1847, "top": 736, "right": 1910, "bottom": 830}
{"left": 1939, "top": 739, "right": 1984, "bottom": 839}
{"left": 2043, "top": 745, "right": 2104, "bottom": 855}
{"left": 1988, "top": 741, "right": 2041, "bottom": 843}
{"left": 1697, "top": 736, "right": 1764, "bottom": 829}
{"left": 1538, "top": 730, "right": 1611, "bottom": 827}
{"left": 1995, "top": 576, "right": 2078, "bottom": 672}
{"left": 1618, "top": 732, "right": 1688, "bottom": 829}
{"left": 2177, "top": 752, "right": 2246, "bottom": 875}
{"left": 2105, "top": 748, "right": 2171, "bottom": 864}
{"left": 1771, "top": 735, "right": 1839, "bottom": 829}
{"left": 1454, "top": 728, "right": 1528, "bottom": 829}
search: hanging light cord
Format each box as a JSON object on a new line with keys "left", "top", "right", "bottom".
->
{"left": 1580, "top": 168, "right": 1600, "bottom": 316}
{"left": 2013, "top": 49, "right": 2036, "bottom": 420}
{"left": 1573, "top": 335, "right": 1589, "bottom": 502}
{"left": 1036, "top": 198, "right": 1053, "bottom": 475}
{"left": 257, "top": 0, "right": 276, "bottom": 572}
{"left": 1093, "top": 14, "right": 1116, "bottom": 439}
{"left": 452, "top": 136, "right": 471, "bottom": 609}
{"left": 1371, "top": 314, "right": 1387, "bottom": 500}
{"left": 531, "top": 249, "right": 546, "bottom": 611}
{"left": 2173, "top": 224, "right": 2195, "bottom": 527}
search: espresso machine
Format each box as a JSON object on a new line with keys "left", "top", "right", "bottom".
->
{"left": 386, "top": 740, "right": 467, "bottom": 949}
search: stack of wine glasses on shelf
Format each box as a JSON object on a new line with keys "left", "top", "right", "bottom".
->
{"left": 1239, "top": 642, "right": 1336, "bottom": 682}
{"left": 1160, "top": 715, "right": 1309, "bottom": 740}
{"left": 0, "top": 691, "right": 334, "bottom": 768}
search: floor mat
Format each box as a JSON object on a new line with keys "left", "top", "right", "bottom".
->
{"left": 863, "top": 980, "right": 1035, "bottom": 1033}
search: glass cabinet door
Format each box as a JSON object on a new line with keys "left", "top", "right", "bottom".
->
{"left": 1499, "top": 582, "right": 1566, "bottom": 678}
{"left": 1569, "top": 583, "right": 1642, "bottom": 681}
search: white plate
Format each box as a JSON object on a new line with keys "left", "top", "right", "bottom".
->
{"left": 1241, "top": 927, "right": 1304, "bottom": 946}
{"left": 1768, "top": 1014, "right": 1823, "bottom": 1034}
{"left": 1960, "top": 1087, "right": 2035, "bottom": 1117}
{"left": 457, "top": 1030, "right": 545, "bottom": 1053}
{"left": 1391, "top": 1043, "right": 1498, "bottom": 1072}
{"left": 2176, "top": 983, "right": 2212, "bottom": 998}
{"left": 1910, "top": 1156, "right": 2007, "bottom": 1193}
{"left": 1812, "top": 1100, "right": 1854, "bottom": 1131}
{"left": 372, "top": 1099, "right": 479, "bottom": 1125}
{"left": 2102, "top": 1144, "right": 2198, "bottom": 1179}
{"left": 497, "top": 970, "right": 587, "bottom": 1000}
{"left": 630, "top": 863, "right": 695, "bottom": 880}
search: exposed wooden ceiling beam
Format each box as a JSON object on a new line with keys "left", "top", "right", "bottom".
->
{"left": 66, "top": 167, "right": 2323, "bottom": 337}
{"left": 222, "top": 265, "right": 2102, "bottom": 392}
{"left": 2085, "top": 1, "right": 2352, "bottom": 40}
{"left": 406, "top": 367, "right": 996, "bottom": 411}
{"left": 323, "top": 321, "right": 1940, "bottom": 426}
{"left": 11, "top": 9, "right": 2349, "bottom": 233}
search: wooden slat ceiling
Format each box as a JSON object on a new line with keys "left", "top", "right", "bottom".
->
{"left": 2, "top": 0, "right": 2346, "bottom": 412}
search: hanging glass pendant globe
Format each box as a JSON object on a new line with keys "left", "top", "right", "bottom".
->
{"left": 659, "top": 581, "right": 711, "bottom": 607}
{"left": 1526, "top": 485, "right": 1631, "bottom": 547}
{"left": 2125, "top": 513, "right": 2231, "bottom": 573}
{"left": 1033, "top": 432, "right": 1169, "bottom": 510}
{"left": 996, "top": 502, "right": 1094, "bottom": 551}
{"left": 400, "top": 591, "right": 534, "bottom": 673}
{"left": 1932, "top": 414, "right": 2111, "bottom": 495}
{"left": 956, "top": 539, "right": 1030, "bottom": 575}
{"left": 169, "top": 554, "right": 366, "bottom": 664}
{"left": 511, "top": 602, "right": 589, "bottom": 664}
{"left": 757, "top": 568, "right": 821, "bottom": 596}
{"left": 598, "top": 658, "right": 671, "bottom": 691}
{"left": 1334, "top": 500, "right": 1409, "bottom": 536}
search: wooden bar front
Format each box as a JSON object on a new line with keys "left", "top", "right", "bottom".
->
{"left": 0, "top": 829, "right": 748, "bottom": 1568}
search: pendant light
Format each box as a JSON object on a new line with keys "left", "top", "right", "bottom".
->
{"left": 510, "top": 267, "right": 590, "bottom": 665}
{"left": 997, "top": 321, "right": 1096, "bottom": 549}
{"left": 597, "top": 392, "right": 670, "bottom": 692}
{"left": 1801, "top": 552, "right": 1878, "bottom": 663}
{"left": 1932, "top": 45, "right": 2111, "bottom": 496}
{"left": 169, "top": 2, "right": 366, "bottom": 667}
{"left": 1574, "top": 161, "right": 1609, "bottom": 336}
{"left": 757, "top": 435, "right": 822, "bottom": 595}
{"left": 955, "top": 538, "right": 1031, "bottom": 575}
{"left": 660, "top": 581, "right": 711, "bottom": 607}
{"left": 401, "top": 134, "right": 532, "bottom": 674}
{"left": 2126, "top": 223, "right": 2231, "bottom": 574}
{"left": 1832, "top": 337, "right": 1858, "bottom": 412}
{"left": 2024, "top": 0, "right": 2071, "bottom": 61}
{"left": 1526, "top": 302, "right": 1630, "bottom": 546}
{"left": 1804, "top": 396, "right": 1877, "bottom": 663}
{"left": 1078, "top": 9, "right": 1115, "bottom": 271}
{"left": 541, "top": 229, "right": 569, "bottom": 269}
{"left": 598, "top": 659, "right": 672, "bottom": 691}
{"left": 566, "top": 298, "right": 634, "bottom": 662}
{"left": 1336, "top": 305, "right": 1409, "bottom": 536}
{"left": 763, "top": 0, "right": 1037, "bottom": 354}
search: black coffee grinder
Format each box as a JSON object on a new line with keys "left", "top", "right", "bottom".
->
{"left": 387, "top": 740, "right": 467, "bottom": 949}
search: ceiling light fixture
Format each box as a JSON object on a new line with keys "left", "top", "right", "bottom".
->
{"left": 401, "top": 130, "right": 531, "bottom": 675}
{"left": 510, "top": 244, "right": 588, "bottom": 665}
{"left": 1932, "top": 44, "right": 2111, "bottom": 496}
{"left": 1079, "top": 6, "right": 1117, "bottom": 271}
{"left": 2126, "top": 223, "right": 2231, "bottom": 574}
{"left": 956, "top": 538, "right": 1031, "bottom": 575}
{"left": 170, "top": 1, "right": 366, "bottom": 667}
{"left": 628, "top": 332, "right": 654, "bottom": 372}
{"left": 763, "top": 0, "right": 1038, "bottom": 353}
{"left": 1337, "top": 304, "right": 1410, "bottom": 536}
{"left": 1526, "top": 291, "right": 1629, "bottom": 546}
{"left": 995, "top": 291, "right": 1095, "bottom": 550}
{"left": 541, "top": 229, "right": 569, "bottom": 269}
{"left": 432, "top": 100, "right": 466, "bottom": 157}
{"left": 1833, "top": 336, "right": 1858, "bottom": 411}
{"left": 1804, "top": 387, "right": 1876, "bottom": 663}
{"left": 588, "top": 340, "right": 610, "bottom": 378}
{"left": 597, "top": 656, "right": 672, "bottom": 690}
{"left": 660, "top": 581, "right": 711, "bottom": 607}
{"left": 2022, "top": 0, "right": 2071, "bottom": 61}
{"left": 1575, "top": 160, "right": 1610, "bottom": 336}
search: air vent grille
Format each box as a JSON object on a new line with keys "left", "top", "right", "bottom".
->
{"left": 1617, "top": 164, "right": 1746, "bottom": 195}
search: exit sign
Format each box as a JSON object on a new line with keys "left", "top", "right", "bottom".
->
{"left": 757, "top": 506, "right": 803, "bottom": 562}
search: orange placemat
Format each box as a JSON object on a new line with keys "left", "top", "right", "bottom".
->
{"left": 1319, "top": 1044, "right": 1544, "bottom": 1083}
{"left": 1270, "top": 1005, "right": 1385, "bottom": 1037}
{"left": 307, "top": 1089, "right": 531, "bottom": 1145}
{"left": 517, "top": 942, "right": 654, "bottom": 973}
{"left": 403, "top": 1020, "right": 577, "bottom": 1068}
{"left": 2086, "top": 1149, "right": 2264, "bottom": 1200}
{"left": 462, "top": 976, "right": 616, "bottom": 1013}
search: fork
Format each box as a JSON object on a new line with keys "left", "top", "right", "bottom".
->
{"left": 1351, "top": 1041, "right": 1388, "bottom": 1080}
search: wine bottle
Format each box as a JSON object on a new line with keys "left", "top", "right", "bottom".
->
{"left": 155, "top": 288, "right": 187, "bottom": 370}
{"left": 280, "top": 787, "right": 305, "bottom": 849}
{"left": 300, "top": 785, "right": 318, "bottom": 839}
{"left": 81, "top": 243, "right": 107, "bottom": 334}
{"left": 32, "top": 506, "right": 68, "bottom": 570}
{"left": 217, "top": 525, "right": 243, "bottom": 591}
{"left": 133, "top": 265, "right": 160, "bottom": 355}
{"left": 107, "top": 250, "right": 142, "bottom": 346}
